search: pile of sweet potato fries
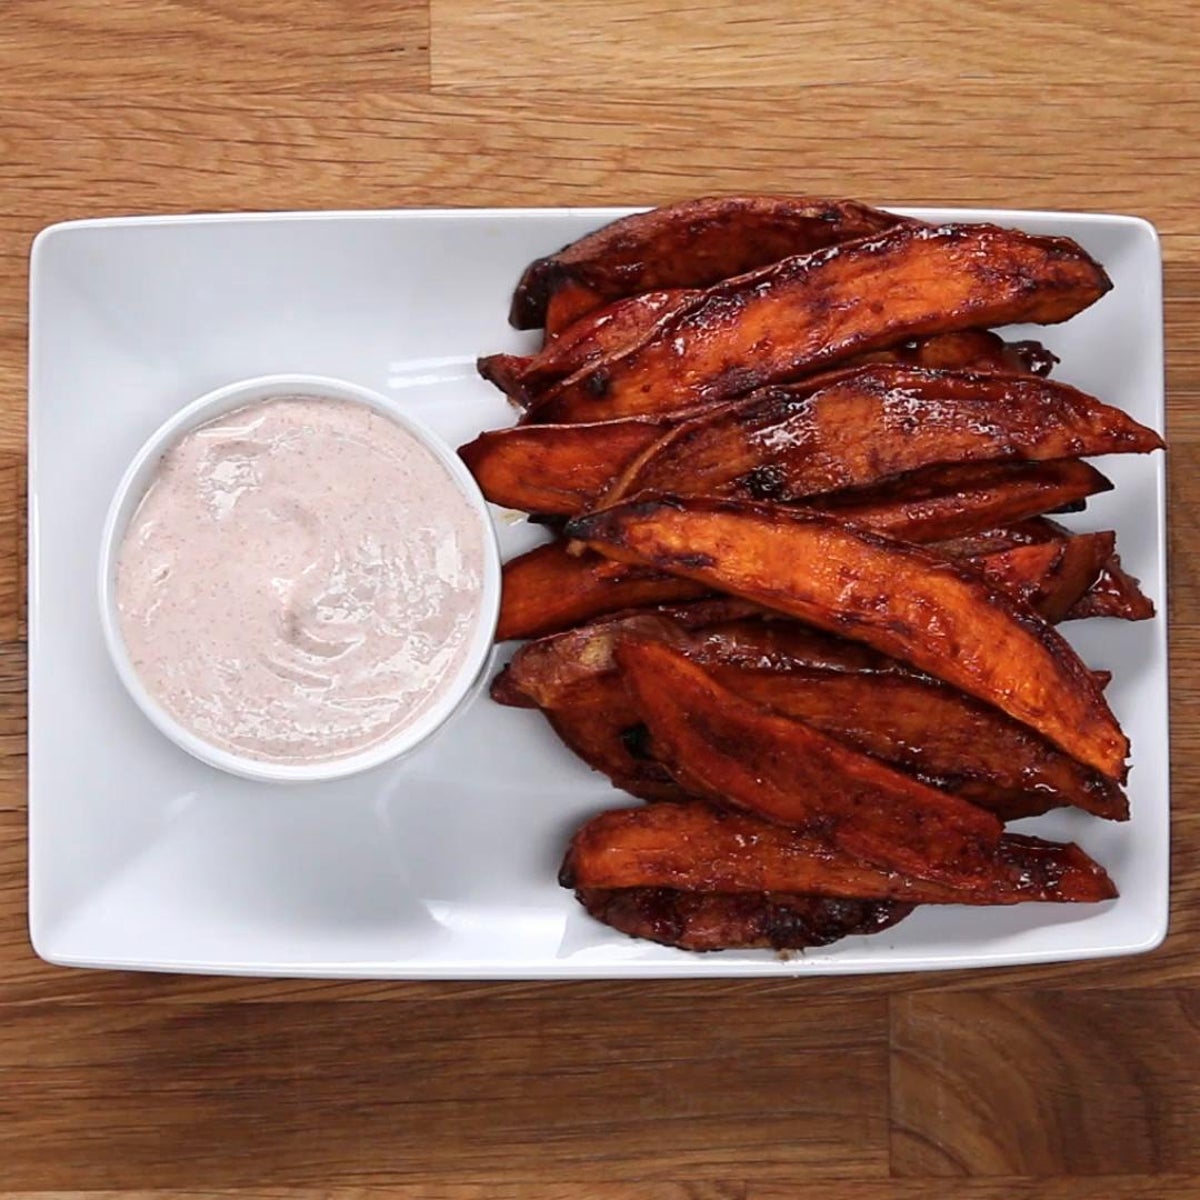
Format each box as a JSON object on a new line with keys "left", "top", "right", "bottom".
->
{"left": 459, "top": 196, "right": 1165, "bottom": 954}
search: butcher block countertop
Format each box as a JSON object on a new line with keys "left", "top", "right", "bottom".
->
{"left": 1, "top": 2, "right": 1198, "bottom": 1195}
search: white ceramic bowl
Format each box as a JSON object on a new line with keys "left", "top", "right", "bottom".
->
{"left": 98, "top": 373, "right": 501, "bottom": 784}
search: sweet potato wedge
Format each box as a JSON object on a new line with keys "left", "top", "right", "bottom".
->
{"left": 701, "top": 660, "right": 1127, "bottom": 821}
{"left": 616, "top": 638, "right": 1006, "bottom": 883}
{"left": 461, "top": 410, "right": 1123, "bottom": 524}
{"left": 561, "top": 802, "right": 1118, "bottom": 904}
{"left": 460, "top": 414, "right": 677, "bottom": 516}
{"left": 575, "top": 886, "right": 913, "bottom": 951}
{"left": 497, "top": 541, "right": 710, "bottom": 641}
{"left": 567, "top": 497, "right": 1128, "bottom": 778}
{"left": 496, "top": 611, "right": 1127, "bottom": 820}
{"left": 812, "top": 459, "right": 1113, "bottom": 542}
{"left": 485, "top": 322, "right": 1054, "bottom": 409}
{"left": 529, "top": 223, "right": 1112, "bottom": 422}
{"left": 494, "top": 609, "right": 819, "bottom": 804}
{"left": 509, "top": 195, "right": 906, "bottom": 331}
{"left": 476, "top": 352, "right": 530, "bottom": 399}
{"left": 494, "top": 525, "right": 1101, "bottom": 644}
{"left": 1068, "top": 553, "right": 1156, "bottom": 621}
{"left": 599, "top": 365, "right": 1161, "bottom": 507}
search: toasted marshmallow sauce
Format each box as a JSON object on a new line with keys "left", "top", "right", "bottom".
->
{"left": 116, "top": 397, "right": 484, "bottom": 764}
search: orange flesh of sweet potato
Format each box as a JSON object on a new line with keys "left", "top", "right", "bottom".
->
{"left": 530, "top": 223, "right": 1111, "bottom": 422}
{"left": 811, "top": 459, "right": 1113, "bottom": 542}
{"left": 600, "top": 365, "right": 1160, "bottom": 507}
{"left": 615, "top": 637, "right": 1007, "bottom": 883}
{"left": 702, "top": 664, "right": 1127, "bottom": 820}
{"left": 561, "top": 802, "right": 1118, "bottom": 904}
{"left": 510, "top": 195, "right": 907, "bottom": 330}
{"left": 575, "top": 886, "right": 913, "bottom": 951}
{"left": 542, "top": 280, "right": 608, "bottom": 339}
{"left": 566, "top": 497, "right": 1128, "bottom": 778}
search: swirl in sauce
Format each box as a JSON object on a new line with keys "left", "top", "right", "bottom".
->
{"left": 116, "top": 396, "right": 484, "bottom": 764}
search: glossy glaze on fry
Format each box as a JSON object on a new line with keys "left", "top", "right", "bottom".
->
{"left": 561, "top": 803, "right": 1118, "bottom": 904}
{"left": 1069, "top": 553, "right": 1156, "bottom": 620}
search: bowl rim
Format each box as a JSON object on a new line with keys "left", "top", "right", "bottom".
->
{"left": 97, "top": 372, "right": 502, "bottom": 784}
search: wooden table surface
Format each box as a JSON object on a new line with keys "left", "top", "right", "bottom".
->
{"left": 2, "top": 2, "right": 1198, "bottom": 1195}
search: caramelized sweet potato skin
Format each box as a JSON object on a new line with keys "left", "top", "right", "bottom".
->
{"left": 575, "top": 886, "right": 913, "bottom": 951}
{"left": 491, "top": 607, "right": 731, "bottom": 708}
{"left": 497, "top": 541, "right": 710, "bottom": 641}
{"left": 616, "top": 638, "right": 1006, "bottom": 883}
{"left": 561, "top": 803, "right": 1118, "bottom": 904}
{"left": 530, "top": 223, "right": 1112, "bottom": 422}
{"left": 812, "top": 459, "right": 1113, "bottom": 542}
{"left": 509, "top": 196, "right": 906, "bottom": 331}
{"left": 601, "top": 365, "right": 1160, "bottom": 507}
{"left": 567, "top": 497, "right": 1128, "bottom": 778}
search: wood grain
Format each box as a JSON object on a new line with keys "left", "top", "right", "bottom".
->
{"left": 890, "top": 992, "right": 1200, "bottom": 1175}
{"left": 5, "top": 0, "right": 429, "bottom": 91}
{"left": 0, "top": 990, "right": 887, "bottom": 1188}
{"left": 0, "top": 645, "right": 24, "bottom": 806}
{"left": 0, "top": 1191, "right": 748, "bottom": 1200}
{"left": 5, "top": 1187, "right": 1200, "bottom": 1200}
{"left": 1, "top": 0, "right": 1199, "bottom": 1192}
{"left": 753, "top": 1181, "right": 1200, "bottom": 1200}
{"left": 430, "top": 0, "right": 1200, "bottom": 89}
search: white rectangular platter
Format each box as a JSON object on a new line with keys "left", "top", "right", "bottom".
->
{"left": 28, "top": 207, "right": 1168, "bottom": 977}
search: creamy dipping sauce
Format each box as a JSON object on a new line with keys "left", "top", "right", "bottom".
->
{"left": 116, "top": 396, "right": 485, "bottom": 764}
